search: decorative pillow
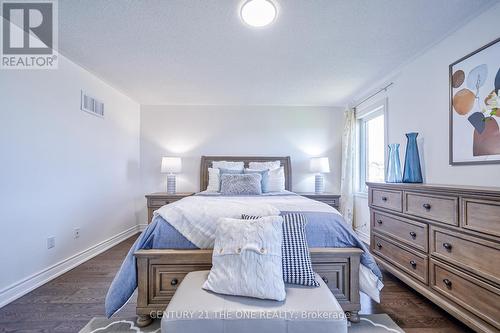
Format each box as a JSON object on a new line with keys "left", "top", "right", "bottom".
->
{"left": 267, "top": 166, "right": 286, "bottom": 192}
{"left": 220, "top": 173, "right": 262, "bottom": 195}
{"left": 206, "top": 168, "right": 220, "bottom": 192}
{"left": 203, "top": 216, "right": 285, "bottom": 301}
{"left": 212, "top": 161, "right": 244, "bottom": 171}
{"left": 243, "top": 168, "right": 269, "bottom": 192}
{"left": 242, "top": 213, "right": 320, "bottom": 287}
{"left": 219, "top": 168, "right": 243, "bottom": 176}
{"left": 218, "top": 168, "right": 243, "bottom": 189}
{"left": 248, "top": 160, "right": 281, "bottom": 171}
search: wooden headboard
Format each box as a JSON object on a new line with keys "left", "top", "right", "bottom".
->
{"left": 200, "top": 156, "right": 292, "bottom": 191}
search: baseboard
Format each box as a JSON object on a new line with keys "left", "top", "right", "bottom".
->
{"left": 355, "top": 228, "right": 370, "bottom": 245}
{"left": 137, "top": 223, "right": 148, "bottom": 232}
{"left": 0, "top": 224, "right": 140, "bottom": 309}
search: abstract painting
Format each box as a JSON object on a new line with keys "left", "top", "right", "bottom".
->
{"left": 450, "top": 38, "right": 500, "bottom": 165}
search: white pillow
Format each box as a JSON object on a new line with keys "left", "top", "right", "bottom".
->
{"left": 206, "top": 168, "right": 220, "bottom": 192}
{"left": 212, "top": 161, "right": 244, "bottom": 170}
{"left": 203, "top": 216, "right": 285, "bottom": 301}
{"left": 248, "top": 160, "right": 281, "bottom": 171}
{"left": 267, "top": 166, "right": 285, "bottom": 192}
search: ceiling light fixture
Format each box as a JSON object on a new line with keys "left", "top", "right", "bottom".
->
{"left": 240, "top": 0, "right": 277, "bottom": 28}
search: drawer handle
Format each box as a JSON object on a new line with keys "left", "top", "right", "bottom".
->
{"left": 170, "top": 278, "right": 178, "bottom": 286}
{"left": 422, "top": 203, "right": 432, "bottom": 210}
{"left": 442, "top": 243, "right": 452, "bottom": 251}
{"left": 376, "top": 219, "right": 383, "bottom": 225}
{"left": 322, "top": 276, "right": 328, "bottom": 284}
{"left": 409, "top": 231, "right": 417, "bottom": 239}
{"left": 381, "top": 196, "right": 388, "bottom": 202}
{"left": 376, "top": 242, "right": 382, "bottom": 249}
{"left": 409, "top": 260, "right": 417, "bottom": 268}
{"left": 443, "top": 279, "right": 452, "bottom": 289}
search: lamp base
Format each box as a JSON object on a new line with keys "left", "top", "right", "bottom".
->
{"left": 167, "top": 174, "right": 176, "bottom": 194}
{"left": 314, "top": 174, "right": 325, "bottom": 194}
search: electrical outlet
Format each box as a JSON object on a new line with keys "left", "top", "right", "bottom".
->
{"left": 74, "top": 227, "right": 80, "bottom": 239}
{"left": 47, "top": 236, "right": 55, "bottom": 249}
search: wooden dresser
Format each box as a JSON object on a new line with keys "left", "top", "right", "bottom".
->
{"left": 367, "top": 183, "right": 500, "bottom": 333}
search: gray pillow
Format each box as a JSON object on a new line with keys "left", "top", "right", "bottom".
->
{"left": 244, "top": 168, "right": 269, "bottom": 192}
{"left": 219, "top": 168, "right": 243, "bottom": 175}
{"left": 220, "top": 173, "right": 262, "bottom": 195}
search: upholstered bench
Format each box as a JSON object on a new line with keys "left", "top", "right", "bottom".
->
{"left": 161, "top": 271, "right": 348, "bottom": 333}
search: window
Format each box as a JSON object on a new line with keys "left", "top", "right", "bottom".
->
{"left": 356, "top": 102, "right": 386, "bottom": 193}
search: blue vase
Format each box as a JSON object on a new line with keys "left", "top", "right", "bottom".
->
{"left": 386, "top": 144, "right": 402, "bottom": 183}
{"left": 403, "top": 132, "right": 423, "bottom": 183}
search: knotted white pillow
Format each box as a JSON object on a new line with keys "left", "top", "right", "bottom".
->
{"left": 203, "top": 216, "right": 285, "bottom": 301}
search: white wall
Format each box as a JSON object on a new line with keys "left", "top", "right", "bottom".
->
{"left": 140, "top": 105, "right": 343, "bottom": 222}
{"left": 353, "top": 4, "right": 500, "bottom": 238}
{"left": 0, "top": 54, "right": 141, "bottom": 305}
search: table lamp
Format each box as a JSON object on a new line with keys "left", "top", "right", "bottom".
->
{"left": 161, "top": 157, "right": 182, "bottom": 194}
{"left": 310, "top": 157, "right": 330, "bottom": 193}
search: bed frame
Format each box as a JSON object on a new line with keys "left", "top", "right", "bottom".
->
{"left": 134, "top": 156, "right": 362, "bottom": 327}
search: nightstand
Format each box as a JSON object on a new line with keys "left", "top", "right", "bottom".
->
{"left": 145, "top": 192, "right": 194, "bottom": 223}
{"left": 298, "top": 193, "right": 341, "bottom": 209}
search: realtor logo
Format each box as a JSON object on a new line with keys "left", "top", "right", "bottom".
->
{"left": 1, "top": 0, "right": 58, "bottom": 69}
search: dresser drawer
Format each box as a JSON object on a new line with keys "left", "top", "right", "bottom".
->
{"left": 370, "top": 189, "right": 402, "bottom": 212}
{"left": 321, "top": 198, "right": 339, "bottom": 207}
{"left": 313, "top": 263, "right": 349, "bottom": 303}
{"left": 149, "top": 198, "right": 176, "bottom": 207}
{"left": 404, "top": 192, "right": 458, "bottom": 226}
{"left": 462, "top": 197, "right": 500, "bottom": 238}
{"left": 372, "top": 211, "right": 428, "bottom": 252}
{"left": 149, "top": 264, "right": 211, "bottom": 303}
{"left": 372, "top": 234, "right": 428, "bottom": 284}
{"left": 430, "top": 227, "right": 500, "bottom": 285}
{"left": 430, "top": 259, "right": 500, "bottom": 330}
{"left": 300, "top": 194, "right": 340, "bottom": 208}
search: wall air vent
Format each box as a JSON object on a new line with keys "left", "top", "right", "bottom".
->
{"left": 80, "top": 91, "right": 104, "bottom": 118}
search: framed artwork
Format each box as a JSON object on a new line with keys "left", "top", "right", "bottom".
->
{"left": 449, "top": 37, "right": 500, "bottom": 165}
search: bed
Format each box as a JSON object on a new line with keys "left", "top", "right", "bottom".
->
{"left": 105, "top": 156, "right": 383, "bottom": 327}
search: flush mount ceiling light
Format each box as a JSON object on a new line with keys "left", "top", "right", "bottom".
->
{"left": 240, "top": 0, "right": 277, "bottom": 27}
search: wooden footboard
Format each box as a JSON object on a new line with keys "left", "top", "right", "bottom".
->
{"left": 135, "top": 247, "right": 362, "bottom": 326}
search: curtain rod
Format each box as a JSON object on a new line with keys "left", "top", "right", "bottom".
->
{"left": 353, "top": 82, "right": 394, "bottom": 109}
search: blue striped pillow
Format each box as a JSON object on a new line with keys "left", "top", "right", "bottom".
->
{"left": 242, "top": 213, "right": 320, "bottom": 287}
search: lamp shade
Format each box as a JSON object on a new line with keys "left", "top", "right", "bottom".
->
{"left": 161, "top": 157, "right": 182, "bottom": 173}
{"left": 310, "top": 157, "right": 330, "bottom": 173}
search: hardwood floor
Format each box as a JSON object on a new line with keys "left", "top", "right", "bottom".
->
{"left": 0, "top": 236, "right": 138, "bottom": 333}
{"left": 0, "top": 234, "right": 472, "bottom": 332}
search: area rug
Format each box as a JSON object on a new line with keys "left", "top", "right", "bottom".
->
{"left": 80, "top": 314, "right": 404, "bottom": 332}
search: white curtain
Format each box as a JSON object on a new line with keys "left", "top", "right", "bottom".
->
{"left": 340, "top": 107, "right": 356, "bottom": 227}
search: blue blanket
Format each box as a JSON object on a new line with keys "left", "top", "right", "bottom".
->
{"left": 105, "top": 211, "right": 382, "bottom": 317}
